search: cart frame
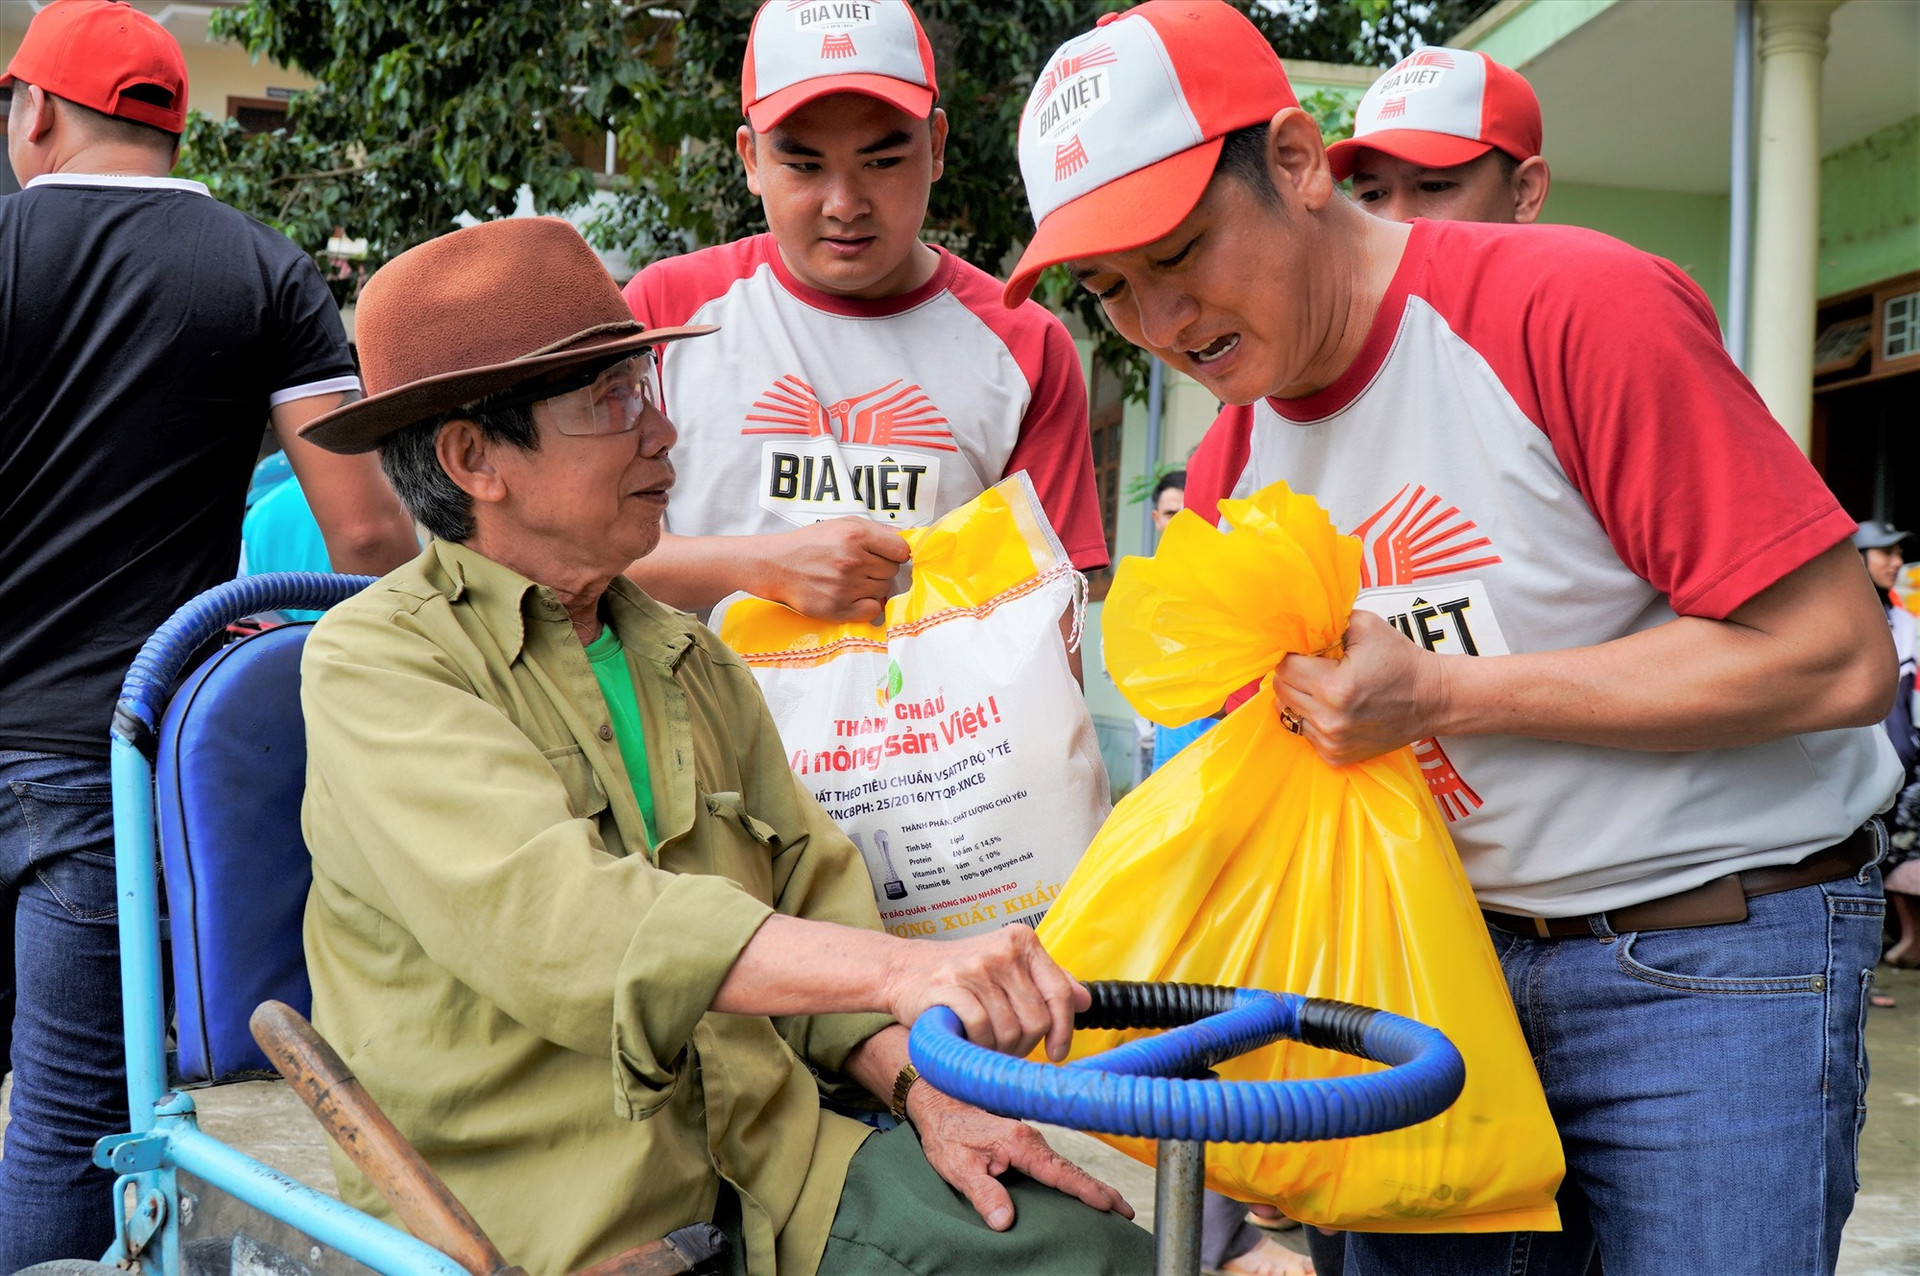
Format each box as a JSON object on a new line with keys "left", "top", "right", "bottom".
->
{"left": 98, "top": 573, "right": 466, "bottom": 1276}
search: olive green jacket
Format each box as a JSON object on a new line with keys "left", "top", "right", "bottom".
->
{"left": 300, "top": 540, "right": 891, "bottom": 1276}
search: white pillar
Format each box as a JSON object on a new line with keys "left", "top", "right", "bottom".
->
{"left": 1748, "top": 0, "right": 1843, "bottom": 455}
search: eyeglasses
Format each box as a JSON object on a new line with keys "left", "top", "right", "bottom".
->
{"left": 544, "top": 353, "right": 661, "bottom": 437}
{"left": 475, "top": 353, "right": 661, "bottom": 437}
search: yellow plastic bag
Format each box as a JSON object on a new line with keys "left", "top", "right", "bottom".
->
{"left": 1038, "top": 482, "right": 1562, "bottom": 1232}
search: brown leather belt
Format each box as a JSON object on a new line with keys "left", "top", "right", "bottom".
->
{"left": 1482, "top": 822, "right": 1882, "bottom": 939}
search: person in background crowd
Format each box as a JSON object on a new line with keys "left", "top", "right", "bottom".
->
{"left": 1008, "top": 4, "right": 1897, "bottom": 1272}
{"left": 1151, "top": 467, "right": 1186, "bottom": 537}
{"left": 1855, "top": 520, "right": 1920, "bottom": 993}
{"left": 244, "top": 453, "right": 339, "bottom": 580}
{"left": 1326, "top": 46, "right": 1549, "bottom": 226}
{"left": 621, "top": 0, "right": 1107, "bottom": 659}
{"left": 245, "top": 447, "right": 296, "bottom": 516}
{"left": 1144, "top": 470, "right": 1220, "bottom": 766}
{"left": 0, "top": 4, "right": 417, "bottom": 1264}
{"left": 244, "top": 449, "right": 408, "bottom": 622}
{"left": 1140, "top": 471, "right": 1197, "bottom": 765}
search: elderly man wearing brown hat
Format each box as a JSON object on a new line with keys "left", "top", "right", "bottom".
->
{"left": 293, "top": 216, "right": 1149, "bottom": 1276}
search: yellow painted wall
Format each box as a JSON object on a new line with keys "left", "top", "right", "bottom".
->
{"left": 170, "top": 36, "right": 314, "bottom": 121}
{"left": 0, "top": 24, "right": 310, "bottom": 124}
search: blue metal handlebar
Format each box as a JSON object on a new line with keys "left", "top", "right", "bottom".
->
{"left": 113, "top": 572, "right": 375, "bottom": 750}
{"left": 908, "top": 981, "right": 1464, "bottom": 1143}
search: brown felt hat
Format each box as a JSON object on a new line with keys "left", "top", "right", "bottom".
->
{"left": 300, "top": 217, "right": 715, "bottom": 454}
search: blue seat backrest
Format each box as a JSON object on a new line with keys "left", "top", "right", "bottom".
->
{"left": 157, "top": 623, "right": 315, "bottom": 1084}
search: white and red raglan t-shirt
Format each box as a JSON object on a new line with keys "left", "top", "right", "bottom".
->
{"left": 624, "top": 234, "right": 1108, "bottom": 571}
{"left": 1186, "top": 218, "right": 1900, "bottom": 916}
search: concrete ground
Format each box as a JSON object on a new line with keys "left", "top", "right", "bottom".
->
{"left": 1, "top": 969, "right": 1914, "bottom": 1271}
{"left": 1843, "top": 963, "right": 1920, "bottom": 1276}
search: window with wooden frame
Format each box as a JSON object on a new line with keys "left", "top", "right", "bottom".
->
{"left": 1814, "top": 268, "right": 1920, "bottom": 390}
{"left": 1810, "top": 269, "right": 1920, "bottom": 518}
{"left": 227, "top": 95, "right": 288, "bottom": 135}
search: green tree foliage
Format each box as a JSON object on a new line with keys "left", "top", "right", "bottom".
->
{"left": 179, "top": 1, "right": 666, "bottom": 302}
{"left": 181, "top": 0, "right": 1487, "bottom": 380}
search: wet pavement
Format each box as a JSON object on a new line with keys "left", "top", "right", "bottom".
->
{"left": 2, "top": 966, "right": 1914, "bottom": 1270}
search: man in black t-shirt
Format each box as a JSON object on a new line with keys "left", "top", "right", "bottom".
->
{"left": 0, "top": 4, "right": 418, "bottom": 1264}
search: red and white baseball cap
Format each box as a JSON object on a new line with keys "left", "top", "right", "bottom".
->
{"left": 1325, "top": 48, "right": 1541, "bottom": 181}
{"left": 741, "top": 0, "right": 938, "bottom": 133}
{"left": 0, "top": 0, "right": 189, "bottom": 135}
{"left": 1004, "top": 2, "right": 1295, "bottom": 308}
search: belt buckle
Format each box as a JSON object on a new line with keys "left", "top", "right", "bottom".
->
{"left": 1617, "top": 873, "right": 1750, "bottom": 932}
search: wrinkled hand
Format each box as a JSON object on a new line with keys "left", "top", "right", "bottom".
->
{"left": 883, "top": 924, "right": 1089, "bottom": 1061}
{"left": 762, "top": 518, "right": 911, "bottom": 622}
{"left": 908, "top": 1082, "right": 1134, "bottom": 1231}
{"left": 1271, "top": 609, "right": 1450, "bottom": 765}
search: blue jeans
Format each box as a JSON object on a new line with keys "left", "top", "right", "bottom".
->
{"left": 0, "top": 750, "right": 125, "bottom": 1269}
{"left": 1328, "top": 859, "right": 1886, "bottom": 1276}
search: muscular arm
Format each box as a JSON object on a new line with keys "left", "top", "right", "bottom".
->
{"left": 272, "top": 394, "right": 419, "bottom": 575}
{"left": 626, "top": 520, "right": 910, "bottom": 621}
{"left": 1280, "top": 541, "right": 1896, "bottom": 764}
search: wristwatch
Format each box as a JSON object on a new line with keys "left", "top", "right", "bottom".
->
{"left": 889, "top": 1061, "right": 921, "bottom": 1123}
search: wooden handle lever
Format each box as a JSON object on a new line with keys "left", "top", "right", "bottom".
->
{"left": 249, "top": 1001, "right": 723, "bottom": 1276}
{"left": 250, "top": 1000, "right": 515, "bottom": 1276}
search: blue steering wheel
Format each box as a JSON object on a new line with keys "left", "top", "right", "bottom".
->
{"left": 907, "top": 981, "right": 1464, "bottom": 1143}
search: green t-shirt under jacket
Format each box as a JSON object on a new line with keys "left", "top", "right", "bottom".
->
{"left": 299, "top": 539, "right": 891, "bottom": 1276}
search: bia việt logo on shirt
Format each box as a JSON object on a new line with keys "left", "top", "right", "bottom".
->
{"left": 744, "top": 374, "right": 956, "bottom": 527}
{"left": 1348, "top": 483, "right": 1507, "bottom": 822}
{"left": 788, "top": 1, "right": 877, "bottom": 59}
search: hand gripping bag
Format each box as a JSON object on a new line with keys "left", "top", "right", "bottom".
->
{"left": 1037, "top": 482, "right": 1562, "bottom": 1232}
{"left": 718, "top": 474, "right": 1109, "bottom": 939}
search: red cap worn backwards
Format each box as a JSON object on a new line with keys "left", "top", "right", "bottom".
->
{"left": 0, "top": 1, "right": 190, "bottom": 135}
{"left": 1004, "top": 1, "right": 1296, "bottom": 308}
{"left": 742, "top": 0, "right": 938, "bottom": 133}
{"left": 1325, "top": 48, "right": 1542, "bottom": 181}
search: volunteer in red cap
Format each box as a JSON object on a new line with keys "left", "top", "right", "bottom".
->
{"left": 1328, "top": 47, "right": 1550, "bottom": 225}
{"left": 622, "top": 0, "right": 1106, "bottom": 637}
{"left": 1009, "top": 4, "right": 1898, "bottom": 1273}
{"left": 0, "top": 3, "right": 417, "bottom": 1263}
